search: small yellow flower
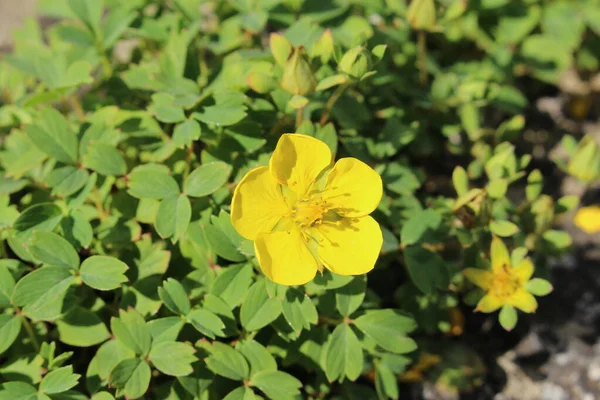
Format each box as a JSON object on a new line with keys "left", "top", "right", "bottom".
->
{"left": 463, "top": 237, "right": 538, "bottom": 314}
{"left": 574, "top": 206, "right": 600, "bottom": 233}
{"left": 231, "top": 134, "right": 383, "bottom": 286}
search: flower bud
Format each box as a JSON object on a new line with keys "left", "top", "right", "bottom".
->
{"left": 280, "top": 46, "right": 317, "bottom": 96}
{"left": 407, "top": 0, "right": 436, "bottom": 31}
{"left": 338, "top": 46, "right": 372, "bottom": 79}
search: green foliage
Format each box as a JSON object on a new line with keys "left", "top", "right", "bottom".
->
{"left": 0, "top": 0, "right": 588, "bottom": 398}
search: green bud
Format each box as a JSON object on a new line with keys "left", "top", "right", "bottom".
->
{"left": 567, "top": 135, "right": 600, "bottom": 182}
{"left": 338, "top": 46, "right": 372, "bottom": 79}
{"left": 406, "top": 0, "right": 436, "bottom": 31}
{"left": 280, "top": 46, "right": 317, "bottom": 96}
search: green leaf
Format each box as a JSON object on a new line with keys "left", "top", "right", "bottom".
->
{"left": 525, "top": 278, "right": 553, "bottom": 296}
{"left": 127, "top": 164, "right": 180, "bottom": 200}
{"left": 173, "top": 120, "right": 201, "bottom": 148}
{"left": 13, "top": 202, "right": 63, "bottom": 233}
{"left": 0, "top": 382, "right": 37, "bottom": 400}
{"left": 110, "top": 308, "right": 152, "bottom": 356}
{"left": 147, "top": 317, "right": 185, "bottom": 344}
{"left": 30, "top": 231, "right": 80, "bottom": 270}
{"left": 209, "top": 263, "right": 254, "bottom": 308}
{"left": 56, "top": 306, "right": 110, "bottom": 347}
{"left": 39, "top": 365, "right": 80, "bottom": 395}
{"left": 240, "top": 279, "right": 282, "bottom": 331}
{"left": 101, "top": 8, "right": 136, "bottom": 48}
{"left": 374, "top": 360, "right": 398, "bottom": 400}
{"left": 184, "top": 162, "right": 232, "bottom": 198}
{"left": 148, "top": 93, "right": 186, "bottom": 123}
{"left": 26, "top": 108, "right": 78, "bottom": 164}
{"left": 68, "top": 0, "right": 103, "bottom": 34}
{"left": 403, "top": 246, "right": 449, "bottom": 294}
{"left": 487, "top": 179, "right": 508, "bottom": 199}
{"left": 12, "top": 267, "right": 74, "bottom": 313}
{"left": 250, "top": 370, "right": 302, "bottom": 400}
{"left": 400, "top": 209, "right": 442, "bottom": 245}
{"left": 499, "top": 304, "right": 518, "bottom": 331}
{"left": 149, "top": 341, "right": 197, "bottom": 377}
{"left": 353, "top": 309, "right": 418, "bottom": 354}
{"left": 206, "top": 342, "right": 250, "bottom": 381}
{"left": 109, "top": 358, "right": 151, "bottom": 400}
{"left": 194, "top": 107, "right": 247, "bottom": 126}
{"left": 158, "top": 278, "right": 191, "bottom": 316}
{"left": 80, "top": 256, "right": 129, "bottom": 290}
{"left": 188, "top": 308, "right": 225, "bottom": 339}
{"left": 95, "top": 340, "right": 135, "bottom": 381}
{"left": 489, "top": 220, "right": 520, "bottom": 237}
{"left": 82, "top": 143, "right": 127, "bottom": 176}
{"left": 323, "top": 323, "right": 363, "bottom": 382}
{"left": 47, "top": 166, "right": 89, "bottom": 197}
{"left": 223, "top": 387, "right": 257, "bottom": 400}
{"left": 236, "top": 340, "right": 277, "bottom": 378}
{"left": 0, "top": 315, "right": 22, "bottom": 355}
{"left": 0, "top": 265, "right": 16, "bottom": 308}
{"left": 155, "top": 195, "right": 191, "bottom": 242}
{"left": 282, "top": 288, "right": 318, "bottom": 332}
{"left": 335, "top": 276, "right": 366, "bottom": 317}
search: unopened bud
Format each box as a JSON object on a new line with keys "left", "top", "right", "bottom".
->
{"left": 280, "top": 46, "right": 317, "bottom": 96}
{"left": 338, "top": 46, "right": 372, "bottom": 79}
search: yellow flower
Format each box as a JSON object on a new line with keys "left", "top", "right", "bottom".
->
{"left": 231, "top": 133, "right": 383, "bottom": 286}
{"left": 463, "top": 237, "right": 538, "bottom": 314}
{"left": 574, "top": 206, "right": 600, "bottom": 233}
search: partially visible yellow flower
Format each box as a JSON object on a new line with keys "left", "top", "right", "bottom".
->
{"left": 574, "top": 206, "right": 600, "bottom": 233}
{"left": 463, "top": 237, "right": 538, "bottom": 314}
{"left": 231, "top": 134, "right": 383, "bottom": 286}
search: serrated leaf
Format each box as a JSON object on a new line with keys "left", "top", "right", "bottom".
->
{"left": 282, "top": 288, "right": 318, "bottom": 332}
{"left": 173, "top": 119, "right": 201, "bottom": 148}
{"left": 30, "top": 231, "right": 80, "bottom": 270}
{"left": 149, "top": 341, "right": 197, "bottom": 376}
{"left": 353, "top": 309, "right": 417, "bottom": 354}
{"left": 184, "top": 162, "right": 232, "bottom": 198}
{"left": 80, "top": 256, "right": 128, "bottom": 290}
{"left": 95, "top": 340, "right": 135, "bottom": 381}
{"left": 13, "top": 202, "right": 63, "bottom": 233}
{"left": 205, "top": 342, "right": 250, "bottom": 381}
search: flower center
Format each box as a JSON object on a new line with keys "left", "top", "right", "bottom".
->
{"left": 292, "top": 198, "right": 329, "bottom": 228}
{"left": 489, "top": 269, "right": 520, "bottom": 300}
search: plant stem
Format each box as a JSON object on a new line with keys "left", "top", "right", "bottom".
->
{"left": 21, "top": 315, "right": 40, "bottom": 351}
{"left": 319, "top": 83, "right": 348, "bottom": 125}
{"left": 295, "top": 107, "right": 304, "bottom": 129}
{"left": 417, "top": 30, "right": 428, "bottom": 86}
{"left": 69, "top": 95, "right": 85, "bottom": 122}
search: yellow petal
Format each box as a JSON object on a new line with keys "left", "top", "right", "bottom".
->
{"left": 231, "top": 167, "right": 289, "bottom": 240}
{"left": 254, "top": 227, "right": 318, "bottom": 285}
{"left": 316, "top": 215, "right": 382, "bottom": 276}
{"left": 508, "top": 289, "right": 538, "bottom": 313}
{"left": 475, "top": 294, "right": 503, "bottom": 313}
{"left": 269, "top": 134, "right": 332, "bottom": 197}
{"left": 322, "top": 158, "right": 383, "bottom": 217}
{"left": 574, "top": 206, "right": 600, "bottom": 233}
{"left": 512, "top": 258, "right": 534, "bottom": 284}
{"left": 462, "top": 268, "right": 493, "bottom": 290}
{"left": 490, "top": 236, "right": 510, "bottom": 274}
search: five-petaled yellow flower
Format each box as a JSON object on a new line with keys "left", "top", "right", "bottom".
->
{"left": 231, "top": 133, "right": 383, "bottom": 286}
{"left": 463, "top": 237, "right": 539, "bottom": 314}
